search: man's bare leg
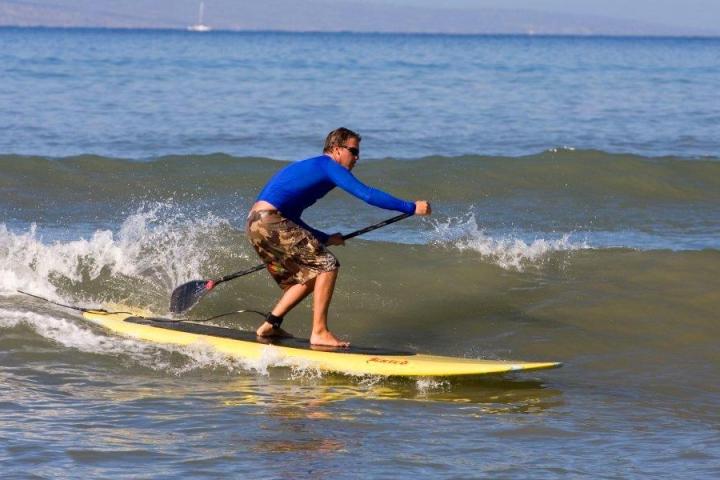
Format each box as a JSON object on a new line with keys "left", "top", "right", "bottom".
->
{"left": 257, "top": 278, "right": 316, "bottom": 337}
{"left": 310, "top": 269, "right": 349, "bottom": 347}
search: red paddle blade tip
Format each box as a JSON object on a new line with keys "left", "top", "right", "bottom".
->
{"left": 205, "top": 280, "right": 216, "bottom": 290}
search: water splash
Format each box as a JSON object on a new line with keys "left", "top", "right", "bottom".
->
{"left": 0, "top": 308, "right": 313, "bottom": 376}
{"left": 0, "top": 309, "right": 149, "bottom": 356}
{"left": 0, "top": 202, "right": 238, "bottom": 301}
{"left": 428, "top": 211, "right": 589, "bottom": 271}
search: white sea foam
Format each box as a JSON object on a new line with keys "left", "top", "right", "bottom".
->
{"left": 416, "top": 378, "right": 451, "bottom": 394}
{"left": 0, "top": 308, "right": 158, "bottom": 358}
{"left": 547, "top": 145, "right": 577, "bottom": 153}
{"left": 428, "top": 212, "right": 589, "bottom": 271}
{"left": 0, "top": 203, "right": 236, "bottom": 300}
{"left": 0, "top": 307, "right": 311, "bottom": 375}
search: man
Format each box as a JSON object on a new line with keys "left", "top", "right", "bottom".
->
{"left": 246, "top": 128, "right": 431, "bottom": 347}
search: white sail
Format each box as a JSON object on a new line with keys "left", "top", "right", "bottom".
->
{"left": 188, "top": 2, "right": 212, "bottom": 32}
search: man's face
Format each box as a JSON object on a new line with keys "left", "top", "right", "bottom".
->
{"left": 334, "top": 137, "right": 360, "bottom": 171}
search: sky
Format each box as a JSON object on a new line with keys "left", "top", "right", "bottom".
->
{"left": 367, "top": 0, "right": 719, "bottom": 31}
{"left": 2, "top": 0, "right": 718, "bottom": 34}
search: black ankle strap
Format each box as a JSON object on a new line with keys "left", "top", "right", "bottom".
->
{"left": 266, "top": 313, "right": 284, "bottom": 328}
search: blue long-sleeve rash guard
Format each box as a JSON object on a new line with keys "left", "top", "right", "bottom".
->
{"left": 257, "top": 155, "right": 416, "bottom": 243}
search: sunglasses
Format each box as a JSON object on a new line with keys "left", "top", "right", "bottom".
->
{"left": 340, "top": 145, "right": 360, "bottom": 157}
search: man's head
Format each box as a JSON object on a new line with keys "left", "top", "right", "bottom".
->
{"left": 324, "top": 127, "right": 361, "bottom": 171}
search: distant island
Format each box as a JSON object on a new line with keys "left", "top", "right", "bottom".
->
{"left": 0, "top": 0, "right": 717, "bottom": 37}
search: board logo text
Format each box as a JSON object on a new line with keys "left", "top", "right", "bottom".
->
{"left": 367, "top": 357, "right": 409, "bottom": 365}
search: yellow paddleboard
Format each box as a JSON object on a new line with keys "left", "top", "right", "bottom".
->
{"left": 82, "top": 310, "right": 561, "bottom": 377}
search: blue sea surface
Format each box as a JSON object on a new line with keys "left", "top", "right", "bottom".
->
{"left": 1, "top": 28, "right": 719, "bottom": 159}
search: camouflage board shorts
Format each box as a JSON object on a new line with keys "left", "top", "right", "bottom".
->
{"left": 245, "top": 210, "right": 339, "bottom": 289}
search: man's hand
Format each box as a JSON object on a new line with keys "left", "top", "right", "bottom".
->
{"left": 415, "top": 200, "right": 432, "bottom": 216}
{"left": 326, "top": 233, "right": 345, "bottom": 246}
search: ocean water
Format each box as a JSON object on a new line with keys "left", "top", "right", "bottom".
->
{"left": 1, "top": 28, "right": 719, "bottom": 478}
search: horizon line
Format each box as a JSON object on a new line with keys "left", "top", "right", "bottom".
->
{"left": 1, "top": 25, "right": 719, "bottom": 39}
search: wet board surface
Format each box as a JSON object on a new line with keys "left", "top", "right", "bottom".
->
{"left": 125, "top": 316, "right": 415, "bottom": 356}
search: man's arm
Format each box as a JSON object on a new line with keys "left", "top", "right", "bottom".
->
{"left": 324, "top": 160, "right": 416, "bottom": 214}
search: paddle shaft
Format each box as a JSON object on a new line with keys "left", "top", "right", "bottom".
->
{"left": 215, "top": 212, "right": 412, "bottom": 285}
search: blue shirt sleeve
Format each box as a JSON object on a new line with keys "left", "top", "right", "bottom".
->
{"left": 323, "top": 161, "right": 416, "bottom": 215}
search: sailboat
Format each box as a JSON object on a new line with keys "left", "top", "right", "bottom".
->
{"left": 188, "top": 2, "right": 212, "bottom": 32}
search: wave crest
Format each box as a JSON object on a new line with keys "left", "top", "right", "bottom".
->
{"left": 428, "top": 212, "right": 589, "bottom": 271}
{"left": 0, "top": 203, "right": 237, "bottom": 305}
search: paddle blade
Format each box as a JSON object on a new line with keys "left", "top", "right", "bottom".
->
{"left": 170, "top": 280, "right": 214, "bottom": 313}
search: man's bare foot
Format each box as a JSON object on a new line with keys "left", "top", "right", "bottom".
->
{"left": 256, "top": 321, "right": 293, "bottom": 338}
{"left": 310, "top": 329, "right": 350, "bottom": 347}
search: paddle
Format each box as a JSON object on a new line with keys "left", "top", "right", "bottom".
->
{"left": 169, "top": 212, "right": 412, "bottom": 313}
